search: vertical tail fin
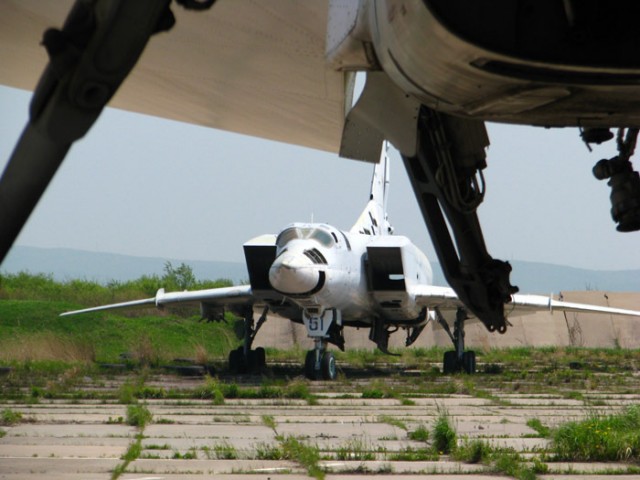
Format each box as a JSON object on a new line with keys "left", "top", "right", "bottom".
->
{"left": 350, "top": 142, "right": 393, "bottom": 236}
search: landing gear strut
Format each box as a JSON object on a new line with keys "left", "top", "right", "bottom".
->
{"left": 592, "top": 128, "right": 640, "bottom": 232}
{"left": 302, "top": 309, "right": 343, "bottom": 380}
{"left": 401, "top": 106, "right": 518, "bottom": 334}
{"left": 228, "top": 305, "right": 268, "bottom": 373}
{"left": 435, "top": 307, "right": 476, "bottom": 374}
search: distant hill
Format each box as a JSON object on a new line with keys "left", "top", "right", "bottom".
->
{"left": 1, "top": 246, "right": 248, "bottom": 284}
{"left": 2, "top": 245, "right": 639, "bottom": 293}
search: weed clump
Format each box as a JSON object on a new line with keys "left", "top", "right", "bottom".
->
{"left": 126, "top": 404, "right": 152, "bottom": 428}
{"left": 432, "top": 410, "right": 456, "bottom": 454}
{"left": 408, "top": 424, "right": 429, "bottom": 442}
{"left": 526, "top": 418, "right": 550, "bottom": 438}
{"left": 0, "top": 408, "right": 22, "bottom": 426}
{"left": 454, "top": 439, "right": 493, "bottom": 464}
{"left": 278, "top": 435, "right": 323, "bottom": 480}
{"left": 552, "top": 404, "right": 640, "bottom": 462}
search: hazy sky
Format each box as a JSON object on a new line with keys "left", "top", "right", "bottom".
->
{"left": 1, "top": 85, "right": 638, "bottom": 271}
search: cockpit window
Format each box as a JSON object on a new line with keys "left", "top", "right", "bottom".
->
{"left": 276, "top": 227, "right": 301, "bottom": 248}
{"left": 310, "top": 229, "right": 334, "bottom": 247}
{"left": 276, "top": 226, "right": 335, "bottom": 249}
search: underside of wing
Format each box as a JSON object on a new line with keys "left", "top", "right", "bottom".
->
{"left": 410, "top": 286, "right": 640, "bottom": 321}
{"left": 507, "top": 294, "right": 640, "bottom": 318}
{"left": 410, "top": 285, "right": 464, "bottom": 310}
{"left": 0, "top": 0, "right": 349, "bottom": 153}
{"left": 61, "top": 285, "right": 254, "bottom": 317}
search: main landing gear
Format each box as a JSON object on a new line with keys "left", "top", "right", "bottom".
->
{"left": 401, "top": 106, "right": 518, "bottom": 335}
{"left": 435, "top": 307, "right": 478, "bottom": 374}
{"left": 228, "top": 305, "right": 268, "bottom": 373}
{"left": 302, "top": 309, "right": 344, "bottom": 381}
{"left": 589, "top": 127, "right": 640, "bottom": 232}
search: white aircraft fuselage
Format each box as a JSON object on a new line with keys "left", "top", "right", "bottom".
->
{"left": 267, "top": 222, "right": 433, "bottom": 327}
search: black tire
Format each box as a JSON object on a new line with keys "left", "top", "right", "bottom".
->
{"left": 462, "top": 351, "right": 476, "bottom": 374}
{"left": 304, "top": 350, "right": 317, "bottom": 380}
{"left": 321, "top": 351, "right": 337, "bottom": 380}
{"left": 255, "top": 347, "right": 266, "bottom": 368}
{"left": 229, "top": 348, "right": 242, "bottom": 372}
{"left": 443, "top": 351, "right": 458, "bottom": 374}
{"left": 247, "top": 349, "right": 257, "bottom": 370}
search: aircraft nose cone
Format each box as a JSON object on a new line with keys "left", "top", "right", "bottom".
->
{"left": 269, "top": 252, "right": 322, "bottom": 295}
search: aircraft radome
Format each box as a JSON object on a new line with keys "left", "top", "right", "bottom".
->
{"left": 62, "top": 144, "right": 640, "bottom": 380}
{"left": 2, "top": 1, "right": 640, "bottom": 337}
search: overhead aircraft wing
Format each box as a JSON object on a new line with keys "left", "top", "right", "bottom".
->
{"left": 0, "top": 1, "right": 352, "bottom": 267}
{"left": 61, "top": 284, "right": 253, "bottom": 317}
{"left": 410, "top": 285, "right": 640, "bottom": 319}
{"left": 0, "top": 0, "right": 349, "bottom": 153}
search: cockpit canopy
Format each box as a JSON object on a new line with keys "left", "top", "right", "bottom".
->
{"left": 276, "top": 224, "right": 336, "bottom": 250}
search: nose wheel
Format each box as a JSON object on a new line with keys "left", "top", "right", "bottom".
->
{"left": 302, "top": 309, "right": 342, "bottom": 380}
{"left": 304, "top": 343, "right": 337, "bottom": 380}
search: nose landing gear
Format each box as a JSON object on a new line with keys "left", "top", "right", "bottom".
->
{"left": 304, "top": 344, "right": 337, "bottom": 380}
{"left": 302, "top": 308, "right": 343, "bottom": 380}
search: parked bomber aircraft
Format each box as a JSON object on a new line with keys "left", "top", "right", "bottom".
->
{"left": 3, "top": 1, "right": 640, "bottom": 342}
{"left": 62, "top": 145, "right": 640, "bottom": 380}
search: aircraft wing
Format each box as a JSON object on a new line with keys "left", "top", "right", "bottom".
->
{"left": 0, "top": 0, "right": 348, "bottom": 153}
{"left": 410, "top": 285, "right": 640, "bottom": 319}
{"left": 0, "top": 1, "right": 352, "bottom": 267}
{"left": 60, "top": 285, "right": 253, "bottom": 317}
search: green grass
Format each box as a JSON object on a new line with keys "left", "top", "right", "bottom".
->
{"left": 453, "top": 439, "right": 493, "bottom": 464}
{"left": 0, "top": 300, "right": 238, "bottom": 363}
{"left": 408, "top": 424, "right": 429, "bottom": 442}
{"left": 278, "top": 435, "right": 324, "bottom": 480}
{"left": 0, "top": 267, "right": 232, "bottom": 304}
{"left": 204, "top": 441, "right": 238, "bottom": 460}
{"left": 0, "top": 408, "right": 22, "bottom": 426}
{"left": 112, "top": 433, "right": 145, "bottom": 480}
{"left": 378, "top": 415, "right": 408, "bottom": 431}
{"left": 388, "top": 446, "right": 437, "bottom": 461}
{"left": 261, "top": 414, "right": 277, "bottom": 432}
{"left": 526, "top": 418, "right": 550, "bottom": 438}
{"left": 454, "top": 441, "right": 546, "bottom": 480}
{"left": 126, "top": 404, "right": 152, "bottom": 428}
{"left": 335, "top": 437, "right": 376, "bottom": 461}
{"left": 432, "top": 409, "right": 457, "bottom": 454}
{"left": 0, "top": 269, "right": 239, "bottom": 365}
{"left": 552, "top": 405, "right": 640, "bottom": 461}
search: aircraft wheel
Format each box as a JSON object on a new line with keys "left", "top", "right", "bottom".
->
{"left": 462, "top": 351, "right": 476, "bottom": 374}
{"left": 228, "top": 348, "right": 242, "bottom": 372}
{"left": 304, "top": 350, "right": 317, "bottom": 380}
{"left": 321, "top": 351, "right": 337, "bottom": 381}
{"left": 247, "top": 350, "right": 258, "bottom": 370}
{"left": 443, "top": 351, "right": 458, "bottom": 374}
{"left": 255, "top": 347, "right": 266, "bottom": 368}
